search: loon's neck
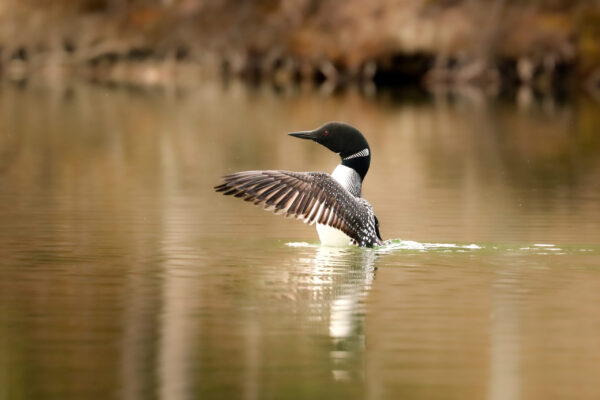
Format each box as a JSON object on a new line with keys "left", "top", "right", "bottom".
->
{"left": 331, "top": 164, "right": 362, "bottom": 197}
{"left": 341, "top": 149, "right": 370, "bottom": 181}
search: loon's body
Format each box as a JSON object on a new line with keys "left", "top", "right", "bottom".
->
{"left": 316, "top": 164, "right": 363, "bottom": 246}
{"left": 215, "top": 122, "right": 382, "bottom": 247}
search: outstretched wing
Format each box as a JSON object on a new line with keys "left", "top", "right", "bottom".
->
{"left": 215, "top": 170, "right": 382, "bottom": 247}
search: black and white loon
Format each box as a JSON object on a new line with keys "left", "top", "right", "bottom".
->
{"left": 215, "top": 122, "right": 383, "bottom": 247}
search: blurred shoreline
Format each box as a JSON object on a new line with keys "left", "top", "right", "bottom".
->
{"left": 1, "top": 0, "right": 599, "bottom": 94}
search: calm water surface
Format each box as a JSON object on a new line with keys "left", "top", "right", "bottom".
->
{"left": 0, "top": 81, "right": 599, "bottom": 399}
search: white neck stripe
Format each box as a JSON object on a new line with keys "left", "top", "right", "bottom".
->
{"left": 343, "top": 148, "right": 369, "bottom": 160}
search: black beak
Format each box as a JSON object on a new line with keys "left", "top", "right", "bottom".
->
{"left": 288, "top": 130, "right": 317, "bottom": 140}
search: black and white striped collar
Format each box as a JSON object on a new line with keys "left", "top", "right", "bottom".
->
{"left": 343, "top": 148, "right": 370, "bottom": 160}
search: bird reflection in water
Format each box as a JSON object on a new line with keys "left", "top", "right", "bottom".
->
{"left": 157, "top": 243, "right": 379, "bottom": 399}
{"left": 294, "top": 246, "right": 377, "bottom": 382}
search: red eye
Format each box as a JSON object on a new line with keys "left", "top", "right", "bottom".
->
{"left": 324, "top": 131, "right": 329, "bottom": 136}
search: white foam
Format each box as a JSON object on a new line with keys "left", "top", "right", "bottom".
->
{"left": 285, "top": 242, "right": 314, "bottom": 248}
{"left": 377, "top": 240, "right": 483, "bottom": 253}
{"left": 396, "top": 240, "right": 425, "bottom": 250}
{"left": 423, "top": 243, "right": 458, "bottom": 248}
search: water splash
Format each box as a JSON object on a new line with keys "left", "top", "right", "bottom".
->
{"left": 377, "top": 240, "right": 598, "bottom": 256}
{"left": 285, "top": 239, "right": 597, "bottom": 256}
{"left": 285, "top": 239, "right": 483, "bottom": 253}
{"left": 376, "top": 239, "right": 482, "bottom": 253}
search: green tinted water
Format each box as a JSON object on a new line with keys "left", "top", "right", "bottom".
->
{"left": 0, "top": 81, "right": 599, "bottom": 399}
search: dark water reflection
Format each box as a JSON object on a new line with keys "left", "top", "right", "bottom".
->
{"left": 0, "top": 81, "right": 599, "bottom": 399}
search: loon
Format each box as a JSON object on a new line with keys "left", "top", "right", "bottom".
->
{"left": 215, "top": 122, "right": 383, "bottom": 247}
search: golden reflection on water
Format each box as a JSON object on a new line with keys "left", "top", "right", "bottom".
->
{"left": 367, "top": 251, "right": 600, "bottom": 400}
{"left": 0, "top": 81, "right": 599, "bottom": 399}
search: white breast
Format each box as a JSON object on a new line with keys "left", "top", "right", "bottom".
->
{"left": 331, "top": 164, "right": 362, "bottom": 197}
{"left": 316, "top": 223, "right": 352, "bottom": 247}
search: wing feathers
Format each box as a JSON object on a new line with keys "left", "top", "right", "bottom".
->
{"left": 287, "top": 192, "right": 304, "bottom": 216}
{"left": 215, "top": 170, "right": 382, "bottom": 247}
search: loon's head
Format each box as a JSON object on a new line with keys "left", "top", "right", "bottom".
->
{"left": 289, "top": 122, "right": 371, "bottom": 179}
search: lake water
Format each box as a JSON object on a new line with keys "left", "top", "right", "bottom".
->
{"left": 0, "top": 80, "right": 599, "bottom": 400}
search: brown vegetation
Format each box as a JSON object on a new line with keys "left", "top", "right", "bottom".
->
{"left": 0, "top": 0, "right": 599, "bottom": 90}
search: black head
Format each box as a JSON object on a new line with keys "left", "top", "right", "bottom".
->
{"left": 289, "top": 122, "right": 371, "bottom": 179}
